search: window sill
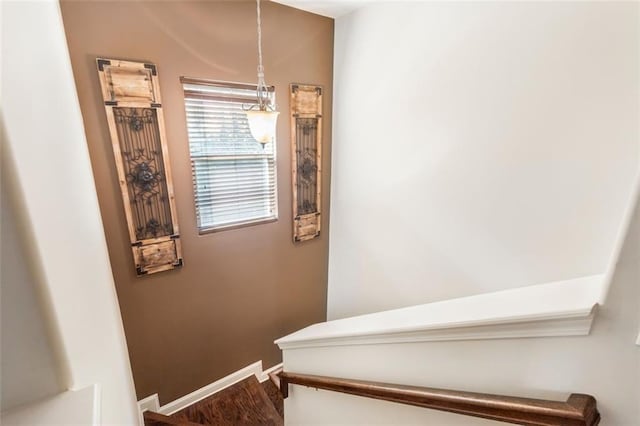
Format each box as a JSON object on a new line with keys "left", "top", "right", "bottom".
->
{"left": 198, "top": 217, "right": 278, "bottom": 235}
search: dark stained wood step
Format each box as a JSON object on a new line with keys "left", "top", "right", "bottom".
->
{"left": 261, "top": 377, "right": 284, "bottom": 418}
{"left": 170, "top": 375, "right": 283, "bottom": 426}
{"left": 143, "top": 410, "right": 204, "bottom": 425}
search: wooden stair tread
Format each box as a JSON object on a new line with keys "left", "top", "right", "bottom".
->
{"left": 144, "top": 410, "right": 204, "bottom": 425}
{"left": 261, "top": 378, "right": 284, "bottom": 418}
{"left": 170, "top": 375, "right": 283, "bottom": 426}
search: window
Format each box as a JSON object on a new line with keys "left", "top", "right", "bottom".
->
{"left": 181, "top": 78, "right": 277, "bottom": 232}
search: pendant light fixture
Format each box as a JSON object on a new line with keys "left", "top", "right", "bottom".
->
{"left": 246, "top": 0, "right": 279, "bottom": 146}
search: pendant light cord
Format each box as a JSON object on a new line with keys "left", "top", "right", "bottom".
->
{"left": 255, "top": 0, "right": 268, "bottom": 110}
{"left": 257, "top": 0, "right": 264, "bottom": 78}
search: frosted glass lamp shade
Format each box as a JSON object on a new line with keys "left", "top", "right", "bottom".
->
{"left": 246, "top": 110, "right": 279, "bottom": 144}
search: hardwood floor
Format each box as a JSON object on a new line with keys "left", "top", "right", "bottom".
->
{"left": 261, "top": 378, "right": 284, "bottom": 418}
{"left": 169, "top": 376, "right": 283, "bottom": 426}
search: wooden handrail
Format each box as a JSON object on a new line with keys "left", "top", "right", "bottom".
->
{"left": 278, "top": 372, "right": 600, "bottom": 426}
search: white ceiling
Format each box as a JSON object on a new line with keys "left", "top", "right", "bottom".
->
{"left": 272, "top": 0, "right": 371, "bottom": 18}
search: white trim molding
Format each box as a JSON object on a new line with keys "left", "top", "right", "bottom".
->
{"left": 259, "top": 362, "right": 283, "bottom": 383}
{"left": 276, "top": 275, "right": 603, "bottom": 350}
{"left": 275, "top": 313, "right": 597, "bottom": 350}
{"left": 159, "top": 361, "right": 262, "bottom": 415}
{"left": 91, "top": 384, "right": 101, "bottom": 426}
{"left": 137, "top": 393, "right": 160, "bottom": 425}
{"left": 137, "top": 360, "right": 282, "bottom": 422}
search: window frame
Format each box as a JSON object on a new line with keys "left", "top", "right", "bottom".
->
{"left": 181, "top": 77, "right": 279, "bottom": 234}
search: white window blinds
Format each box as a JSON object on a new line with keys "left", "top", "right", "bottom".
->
{"left": 181, "top": 79, "right": 277, "bottom": 232}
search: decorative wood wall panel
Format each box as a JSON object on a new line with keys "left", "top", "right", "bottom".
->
{"left": 290, "top": 84, "right": 322, "bottom": 242}
{"left": 97, "top": 58, "right": 183, "bottom": 275}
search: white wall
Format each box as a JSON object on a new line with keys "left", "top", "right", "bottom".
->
{"left": 284, "top": 188, "right": 640, "bottom": 425}
{"left": 1, "top": 172, "right": 63, "bottom": 410}
{"left": 328, "top": 2, "right": 640, "bottom": 319}
{"left": 1, "top": 1, "right": 138, "bottom": 423}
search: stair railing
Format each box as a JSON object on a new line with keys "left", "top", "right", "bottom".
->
{"left": 278, "top": 372, "right": 600, "bottom": 426}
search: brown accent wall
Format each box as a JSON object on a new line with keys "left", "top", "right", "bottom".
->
{"left": 60, "top": 0, "right": 333, "bottom": 404}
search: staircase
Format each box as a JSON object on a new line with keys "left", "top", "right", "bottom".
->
{"left": 143, "top": 375, "right": 283, "bottom": 426}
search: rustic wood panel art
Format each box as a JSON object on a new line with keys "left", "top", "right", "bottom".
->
{"left": 96, "top": 58, "right": 183, "bottom": 275}
{"left": 290, "top": 84, "right": 323, "bottom": 242}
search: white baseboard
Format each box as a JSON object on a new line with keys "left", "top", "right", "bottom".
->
{"left": 159, "top": 361, "right": 262, "bottom": 415}
{"left": 259, "top": 362, "right": 283, "bottom": 383}
{"left": 137, "top": 359, "right": 282, "bottom": 422}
